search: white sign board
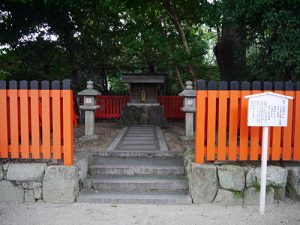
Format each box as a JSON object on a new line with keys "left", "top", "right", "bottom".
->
{"left": 245, "top": 92, "right": 293, "bottom": 215}
{"left": 245, "top": 92, "right": 293, "bottom": 127}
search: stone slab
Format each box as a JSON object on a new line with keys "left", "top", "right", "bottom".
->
{"left": 43, "top": 166, "right": 79, "bottom": 203}
{"left": 107, "top": 126, "right": 168, "bottom": 152}
{"left": 0, "top": 180, "right": 24, "bottom": 203}
{"left": 218, "top": 165, "right": 245, "bottom": 191}
{"left": 7, "top": 163, "right": 47, "bottom": 182}
{"left": 255, "top": 166, "right": 287, "bottom": 188}
{"left": 243, "top": 187, "right": 274, "bottom": 206}
{"left": 25, "top": 190, "right": 35, "bottom": 203}
{"left": 0, "top": 166, "right": 4, "bottom": 180}
{"left": 213, "top": 189, "right": 243, "bottom": 206}
{"left": 188, "top": 163, "right": 218, "bottom": 204}
{"left": 77, "top": 190, "right": 192, "bottom": 205}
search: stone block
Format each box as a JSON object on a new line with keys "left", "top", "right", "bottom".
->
{"left": 75, "top": 152, "right": 91, "bottom": 183}
{"left": 0, "top": 165, "right": 4, "bottom": 180}
{"left": 274, "top": 187, "right": 286, "bottom": 201}
{"left": 0, "top": 180, "right": 24, "bottom": 203}
{"left": 213, "top": 189, "right": 243, "bottom": 206}
{"left": 286, "top": 166, "right": 300, "bottom": 200}
{"left": 246, "top": 167, "right": 256, "bottom": 187}
{"left": 120, "top": 105, "right": 148, "bottom": 125}
{"left": 43, "top": 166, "right": 79, "bottom": 203}
{"left": 3, "top": 164, "right": 9, "bottom": 171}
{"left": 287, "top": 167, "right": 300, "bottom": 195}
{"left": 28, "top": 181, "right": 42, "bottom": 189}
{"left": 7, "top": 163, "right": 47, "bottom": 182}
{"left": 25, "top": 190, "right": 35, "bottom": 203}
{"left": 255, "top": 166, "right": 287, "bottom": 188}
{"left": 243, "top": 187, "right": 274, "bottom": 206}
{"left": 22, "top": 182, "right": 29, "bottom": 189}
{"left": 218, "top": 165, "right": 245, "bottom": 191}
{"left": 148, "top": 105, "right": 167, "bottom": 126}
{"left": 34, "top": 187, "right": 42, "bottom": 200}
{"left": 188, "top": 163, "right": 218, "bottom": 204}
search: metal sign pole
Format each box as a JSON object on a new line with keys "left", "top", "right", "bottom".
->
{"left": 260, "top": 126, "right": 269, "bottom": 215}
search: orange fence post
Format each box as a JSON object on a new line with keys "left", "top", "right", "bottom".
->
{"left": 206, "top": 81, "right": 217, "bottom": 161}
{"left": 294, "top": 82, "right": 300, "bottom": 160}
{"left": 9, "top": 81, "right": 19, "bottom": 158}
{"left": 228, "top": 81, "right": 239, "bottom": 161}
{"left": 0, "top": 81, "right": 9, "bottom": 158}
{"left": 240, "top": 81, "right": 251, "bottom": 160}
{"left": 52, "top": 81, "right": 62, "bottom": 159}
{"left": 217, "top": 81, "right": 228, "bottom": 161}
{"left": 195, "top": 80, "right": 207, "bottom": 163}
{"left": 250, "top": 81, "right": 261, "bottom": 160}
{"left": 41, "top": 81, "right": 51, "bottom": 159}
{"left": 282, "top": 81, "right": 294, "bottom": 160}
{"left": 30, "top": 81, "right": 40, "bottom": 159}
{"left": 62, "top": 80, "right": 74, "bottom": 166}
{"left": 272, "top": 82, "right": 284, "bottom": 160}
{"left": 19, "top": 81, "right": 30, "bottom": 159}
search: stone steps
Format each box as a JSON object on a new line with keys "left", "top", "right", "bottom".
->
{"left": 91, "top": 151, "right": 183, "bottom": 158}
{"left": 86, "top": 175, "right": 188, "bottom": 191}
{"left": 77, "top": 190, "right": 192, "bottom": 205}
{"left": 78, "top": 126, "right": 190, "bottom": 205}
{"left": 90, "top": 157, "right": 184, "bottom": 175}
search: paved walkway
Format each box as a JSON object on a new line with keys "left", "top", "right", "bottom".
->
{"left": 1, "top": 202, "right": 300, "bottom": 225}
{"left": 107, "top": 126, "right": 168, "bottom": 152}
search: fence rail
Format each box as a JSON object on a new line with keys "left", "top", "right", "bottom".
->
{"left": 195, "top": 80, "right": 300, "bottom": 163}
{"left": 95, "top": 96, "right": 184, "bottom": 120}
{"left": 0, "top": 80, "right": 74, "bottom": 165}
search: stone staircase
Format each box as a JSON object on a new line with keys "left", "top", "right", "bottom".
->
{"left": 77, "top": 152, "right": 192, "bottom": 204}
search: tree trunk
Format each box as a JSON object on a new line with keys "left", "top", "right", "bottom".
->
{"left": 214, "top": 24, "right": 246, "bottom": 81}
{"left": 162, "top": 0, "right": 196, "bottom": 81}
{"left": 175, "top": 66, "right": 185, "bottom": 89}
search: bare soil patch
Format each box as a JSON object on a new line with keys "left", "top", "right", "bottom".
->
{"left": 74, "top": 121, "right": 193, "bottom": 152}
{"left": 74, "top": 121, "right": 124, "bottom": 152}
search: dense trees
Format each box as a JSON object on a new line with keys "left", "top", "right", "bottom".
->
{"left": 0, "top": 0, "right": 299, "bottom": 93}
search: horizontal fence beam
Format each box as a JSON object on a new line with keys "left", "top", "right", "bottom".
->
{"left": 0, "top": 79, "right": 74, "bottom": 165}
{"left": 195, "top": 80, "right": 300, "bottom": 163}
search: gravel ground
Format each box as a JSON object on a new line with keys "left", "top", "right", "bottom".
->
{"left": 74, "top": 121, "right": 124, "bottom": 152}
{"left": 0, "top": 202, "right": 299, "bottom": 225}
{"left": 74, "top": 121, "right": 191, "bottom": 152}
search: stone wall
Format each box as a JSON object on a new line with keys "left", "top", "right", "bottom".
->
{"left": 184, "top": 151, "right": 300, "bottom": 205}
{"left": 0, "top": 152, "right": 90, "bottom": 203}
{"left": 120, "top": 105, "right": 167, "bottom": 126}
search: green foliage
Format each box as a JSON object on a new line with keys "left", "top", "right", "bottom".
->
{"left": 1, "top": 0, "right": 298, "bottom": 86}
{"left": 253, "top": 179, "right": 272, "bottom": 193}
{"left": 233, "top": 190, "right": 245, "bottom": 199}
{"left": 107, "top": 73, "right": 129, "bottom": 94}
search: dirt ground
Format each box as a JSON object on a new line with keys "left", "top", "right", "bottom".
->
{"left": 74, "top": 121, "right": 193, "bottom": 152}
{"left": 1, "top": 202, "right": 300, "bottom": 225}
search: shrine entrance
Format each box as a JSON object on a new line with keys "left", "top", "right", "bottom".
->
{"left": 119, "top": 74, "right": 167, "bottom": 126}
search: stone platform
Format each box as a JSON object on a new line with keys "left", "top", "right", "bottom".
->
{"left": 119, "top": 105, "right": 167, "bottom": 126}
{"left": 107, "top": 126, "right": 168, "bottom": 152}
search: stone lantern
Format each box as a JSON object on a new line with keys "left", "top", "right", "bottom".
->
{"left": 78, "top": 80, "right": 101, "bottom": 141}
{"left": 179, "top": 81, "right": 196, "bottom": 137}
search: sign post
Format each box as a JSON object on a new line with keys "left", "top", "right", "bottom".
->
{"left": 245, "top": 92, "right": 293, "bottom": 215}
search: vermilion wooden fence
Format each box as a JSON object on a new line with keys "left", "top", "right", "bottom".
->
{"left": 195, "top": 80, "right": 300, "bottom": 163}
{"left": 96, "top": 96, "right": 129, "bottom": 119}
{"left": 0, "top": 80, "right": 74, "bottom": 165}
{"left": 95, "top": 96, "right": 184, "bottom": 120}
{"left": 157, "top": 96, "right": 184, "bottom": 120}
